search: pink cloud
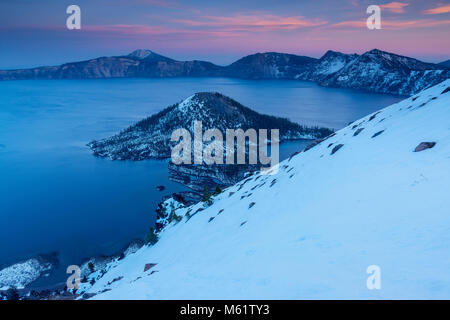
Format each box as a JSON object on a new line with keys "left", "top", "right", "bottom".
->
{"left": 85, "top": 25, "right": 171, "bottom": 35}
{"left": 83, "top": 24, "right": 242, "bottom": 38}
{"left": 172, "top": 14, "right": 327, "bottom": 31}
{"left": 423, "top": 4, "right": 450, "bottom": 14}
{"left": 380, "top": 2, "right": 409, "bottom": 13}
{"left": 329, "top": 19, "right": 450, "bottom": 29}
{"left": 134, "top": 0, "right": 175, "bottom": 7}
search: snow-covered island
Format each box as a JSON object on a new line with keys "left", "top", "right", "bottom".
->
{"left": 88, "top": 92, "right": 333, "bottom": 196}
{"left": 88, "top": 92, "right": 332, "bottom": 160}
{"left": 71, "top": 80, "right": 450, "bottom": 299}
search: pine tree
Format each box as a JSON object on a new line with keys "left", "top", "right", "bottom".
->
{"left": 168, "top": 204, "right": 182, "bottom": 224}
{"left": 202, "top": 186, "right": 212, "bottom": 206}
{"left": 214, "top": 185, "right": 222, "bottom": 195}
{"left": 145, "top": 227, "right": 158, "bottom": 245}
{"left": 6, "top": 287, "right": 19, "bottom": 300}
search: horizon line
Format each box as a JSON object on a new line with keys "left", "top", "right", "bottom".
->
{"left": 1, "top": 47, "right": 448, "bottom": 71}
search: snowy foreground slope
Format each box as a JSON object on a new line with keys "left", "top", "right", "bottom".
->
{"left": 86, "top": 80, "right": 450, "bottom": 299}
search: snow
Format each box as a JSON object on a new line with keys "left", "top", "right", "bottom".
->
{"left": 322, "top": 50, "right": 450, "bottom": 95}
{"left": 0, "top": 259, "right": 52, "bottom": 290}
{"left": 84, "top": 80, "right": 450, "bottom": 299}
{"left": 337, "top": 75, "right": 349, "bottom": 81}
{"left": 155, "top": 198, "right": 185, "bottom": 231}
{"left": 128, "top": 49, "right": 153, "bottom": 60}
{"left": 176, "top": 95, "right": 197, "bottom": 114}
{"left": 322, "top": 60, "right": 345, "bottom": 74}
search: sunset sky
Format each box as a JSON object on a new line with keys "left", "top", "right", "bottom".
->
{"left": 0, "top": 0, "right": 449, "bottom": 68}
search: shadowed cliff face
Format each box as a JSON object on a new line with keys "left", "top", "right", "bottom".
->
{"left": 223, "top": 52, "right": 318, "bottom": 79}
{"left": 0, "top": 54, "right": 222, "bottom": 80}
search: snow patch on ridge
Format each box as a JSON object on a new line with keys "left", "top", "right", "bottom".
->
{"left": 128, "top": 49, "right": 154, "bottom": 60}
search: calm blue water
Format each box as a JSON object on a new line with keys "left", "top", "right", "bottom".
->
{"left": 0, "top": 78, "right": 402, "bottom": 287}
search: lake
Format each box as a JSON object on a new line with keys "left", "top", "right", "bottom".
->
{"left": 0, "top": 78, "right": 403, "bottom": 287}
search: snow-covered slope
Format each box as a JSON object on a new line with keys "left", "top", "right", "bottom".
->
{"left": 313, "top": 50, "right": 359, "bottom": 76}
{"left": 296, "top": 50, "right": 359, "bottom": 81}
{"left": 321, "top": 49, "right": 449, "bottom": 95}
{"left": 83, "top": 80, "right": 450, "bottom": 299}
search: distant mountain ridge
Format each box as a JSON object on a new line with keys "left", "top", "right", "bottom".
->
{"left": 0, "top": 49, "right": 448, "bottom": 95}
{"left": 439, "top": 59, "right": 450, "bottom": 68}
{"left": 319, "top": 49, "right": 450, "bottom": 96}
{"left": 295, "top": 50, "right": 359, "bottom": 82}
{"left": 223, "top": 52, "right": 317, "bottom": 79}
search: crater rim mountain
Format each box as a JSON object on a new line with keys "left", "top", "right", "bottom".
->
{"left": 1, "top": 48, "right": 448, "bottom": 95}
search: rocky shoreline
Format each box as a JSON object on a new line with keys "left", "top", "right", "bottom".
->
{"left": 0, "top": 252, "right": 59, "bottom": 291}
{"left": 0, "top": 240, "right": 144, "bottom": 300}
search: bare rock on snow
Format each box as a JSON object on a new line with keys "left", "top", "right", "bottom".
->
{"left": 144, "top": 263, "right": 157, "bottom": 272}
{"left": 353, "top": 128, "right": 364, "bottom": 136}
{"left": 331, "top": 144, "right": 344, "bottom": 155}
{"left": 414, "top": 142, "right": 436, "bottom": 152}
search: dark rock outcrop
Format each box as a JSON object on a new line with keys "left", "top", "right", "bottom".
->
{"left": 144, "top": 263, "right": 157, "bottom": 272}
{"left": 414, "top": 142, "right": 436, "bottom": 152}
{"left": 331, "top": 144, "right": 344, "bottom": 155}
{"left": 371, "top": 130, "right": 384, "bottom": 138}
{"left": 353, "top": 128, "right": 364, "bottom": 136}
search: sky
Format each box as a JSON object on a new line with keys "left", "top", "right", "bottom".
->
{"left": 0, "top": 0, "right": 449, "bottom": 68}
